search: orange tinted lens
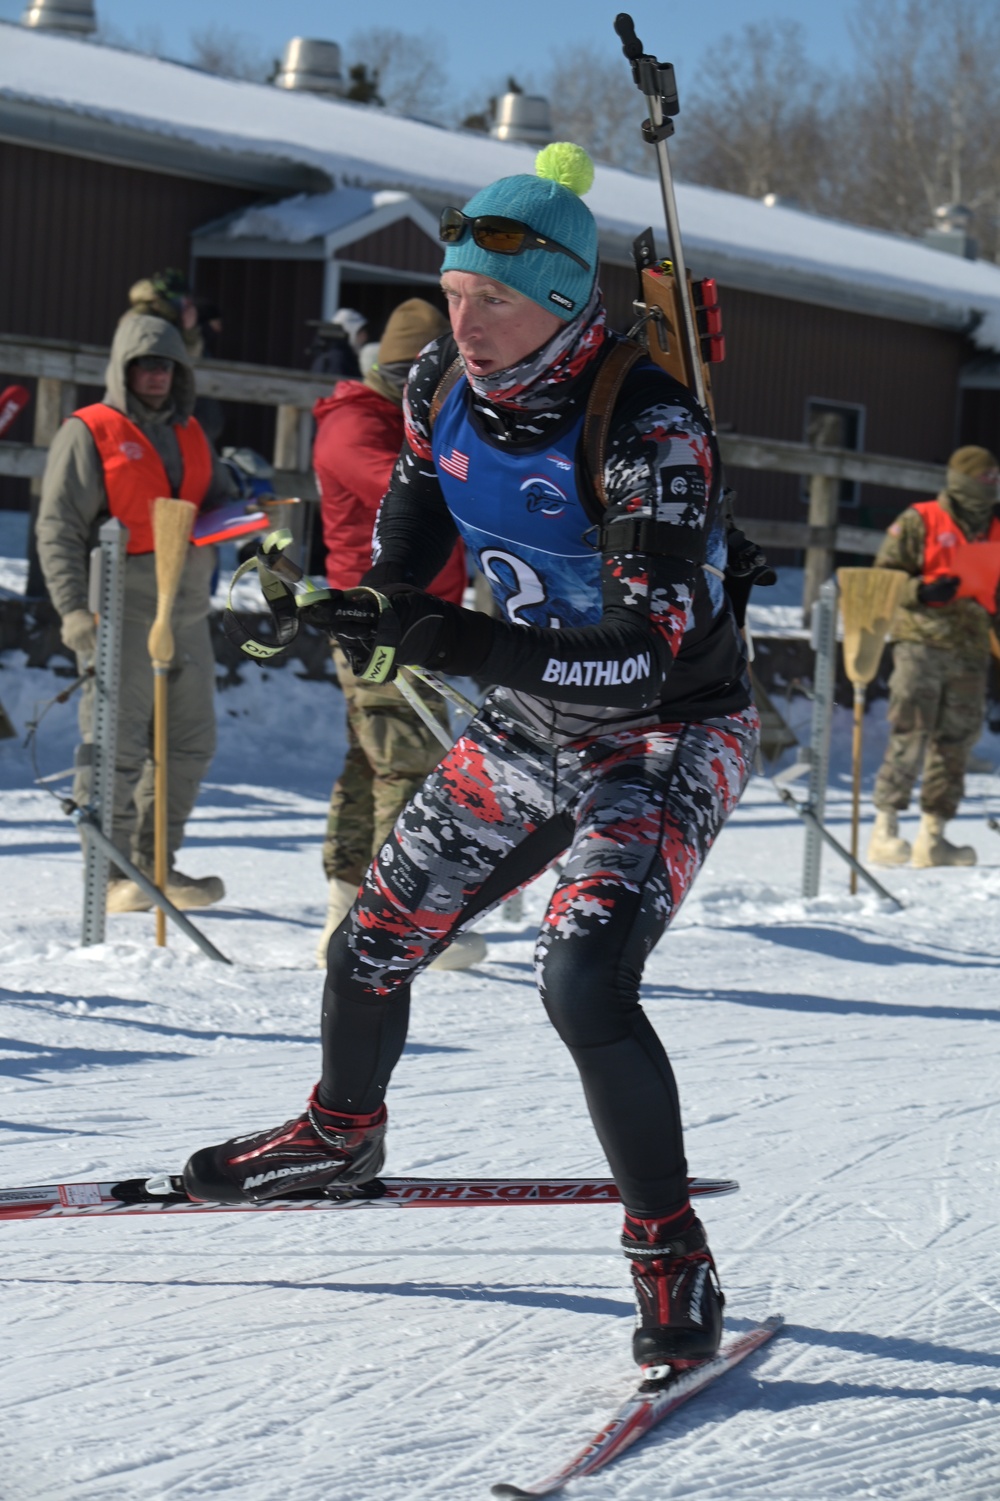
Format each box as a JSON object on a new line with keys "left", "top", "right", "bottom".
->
{"left": 474, "top": 220, "right": 526, "bottom": 254}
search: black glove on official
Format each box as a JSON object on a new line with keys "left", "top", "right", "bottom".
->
{"left": 916, "top": 574, "right": 960, "bottom": 606}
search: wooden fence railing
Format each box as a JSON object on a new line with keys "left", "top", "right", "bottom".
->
{"left": 1, "top": 332, "right": 947, "bottom": 604}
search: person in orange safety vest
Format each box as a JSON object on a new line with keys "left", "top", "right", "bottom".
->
{"left": 868, "top": 444, "right": 1000, "bottom": 869}
{"left": 37, "top": 313, "right": 235, "bottom": 913}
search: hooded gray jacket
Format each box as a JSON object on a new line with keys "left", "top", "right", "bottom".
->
{"left": 37, "top": 314, "right": 234, "bottom": 626}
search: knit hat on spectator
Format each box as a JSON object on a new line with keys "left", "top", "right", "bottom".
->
{"left": 365, "top": 298, "right": 447, "bottom": 404}
{"left": 441, "top": 143, "right": 598, "bottom": 322}
{"left": 947, "top": 445, "right": 999, "bottom": 480}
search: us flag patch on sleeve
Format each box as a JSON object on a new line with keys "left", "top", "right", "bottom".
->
{"left": 439, "top": 448, "right": 470, "bottom": 481}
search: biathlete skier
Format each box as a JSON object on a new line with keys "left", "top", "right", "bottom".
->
{"left": 185, "top": 145, "right": 759, "bottom": 1372}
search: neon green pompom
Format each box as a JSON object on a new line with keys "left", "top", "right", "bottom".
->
{"left": 535, "top": 142, "right": 595, "bottom": 197}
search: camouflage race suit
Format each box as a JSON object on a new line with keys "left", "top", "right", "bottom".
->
{"left": 872, "top": 642, "right": 986, "bottom": 819}
{"left": 322, "top": 646, "right": 450, "bottom": 885}
{"left": 321, "top": 698, "right": 758, "bottom": 1216}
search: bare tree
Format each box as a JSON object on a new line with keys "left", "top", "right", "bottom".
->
{"left": 348, "top": 28, "right": 449, "bottom": 121}
{"left": 543, "top": 45, "right": 652, "bottom": 174}
{"left": 188, "top": 26, "right": 275, "bottom": 83}
{"left": 676, "top": 22, "right": 834, "bottom": 208}
{"left": 831, "top": 0, "right": 1000, "bottom": 258}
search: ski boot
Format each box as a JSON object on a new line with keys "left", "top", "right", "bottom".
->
{"left": 910, "top": 813, "right": 976, "bottom": 868}
{"left": 183, "top": 1086, "right": 387, "bottom": 1204}
{"left": 866, "top": 809, "right": 911, "bottom": 867}
{"left": 622, "top": 1208, "right": 724, "bottom": 1374}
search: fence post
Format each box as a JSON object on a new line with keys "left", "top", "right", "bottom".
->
{"left": 801, "top": 411, "right": 844, "bottom": 621}
{"left": 273, "top": 403, "right": 309, "bottom": 557}
{"left": 802, "top": 576, "right": 838, "bottom": 899}
{"left": 81, "top": 517, "right": 127, "bottom": 946}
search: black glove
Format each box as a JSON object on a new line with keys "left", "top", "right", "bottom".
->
{"left": 302, "top": 585, "right": 494, "bottom": 680}
{"left": 379, "top": 584, "right": 495, "bottom": 676}
{"left": 299, "top": 589, "right": 385, "bottom": 674}
{"left": 916, "top": 575, "right": 960, "bottom": 606}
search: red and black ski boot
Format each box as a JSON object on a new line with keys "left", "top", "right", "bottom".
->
{"left": 622, "top": 1207, "right": 725, "bottom": 1373}
{"left": 182, "top": 1086, "right": 387, "bottom": 1204}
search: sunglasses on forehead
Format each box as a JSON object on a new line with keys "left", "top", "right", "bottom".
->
{"left": 439, "top": 207, "right": 590, "bottom": 271}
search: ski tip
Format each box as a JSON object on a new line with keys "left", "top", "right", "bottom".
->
{"left": 491, "top": 1486, "right": 537, "bottom": 1500}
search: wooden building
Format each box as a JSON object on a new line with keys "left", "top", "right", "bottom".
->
{"left": 4, "top": 18, "right": 1000, "bottom": 537}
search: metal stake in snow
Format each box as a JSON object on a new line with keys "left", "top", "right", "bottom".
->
{"left": 803, "top": 576, "right": 838, "bottom": 897}
{"left": 81, "top": 516, "right": 127, "bottom": 947}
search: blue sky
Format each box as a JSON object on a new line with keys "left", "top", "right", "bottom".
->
{"left": 3, "top": 1, "right": 857, "bottom": 101}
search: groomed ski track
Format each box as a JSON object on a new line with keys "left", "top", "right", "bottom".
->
{"left": 2, "top": 625, "right": 1000, "bottom": 1499}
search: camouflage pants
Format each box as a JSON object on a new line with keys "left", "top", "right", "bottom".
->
{"left": 321, "top": 647, "right": 451, "bottom": 884}
{"left": 73, "top": 614, "right": 216, "bottom": 874}
{"left": 320, "top": 699, "right": 759, "bottom": 1217}
{"left": 873, "top": 640, "right": 986, "bottom": 819}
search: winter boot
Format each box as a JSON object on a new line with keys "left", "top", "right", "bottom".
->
{"left": 429, "top": 931, "right": 488, "bottom": 971}
{"left": 315, "top": 877, "right": 361, "bottom": 967}
{"left": 163, "top": 869, "right": 225, "bottom": 910}
{"left": 866, "top": 809, "right": 911, "bottom": 867}
{"left": 183, "top": 1086, "right": 387, "bottom": 1205}
{"left": 623, "top": 1208, "right": 724, "bottom": 1373}
{"left": 106, "top": 878, "right": 153, "bottom": 913}
{"left": 910, "top": 813, "right": 976, "bottom": 868}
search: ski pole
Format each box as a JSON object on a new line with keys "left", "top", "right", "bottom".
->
{"left": 774, "top": 785, "right": 904, "bottom": 909}
{"left": 65, "top": 801, "right": 231, "bottom": 963}
{"left": 614, "top": 13, "right": 707, "bottom": 411}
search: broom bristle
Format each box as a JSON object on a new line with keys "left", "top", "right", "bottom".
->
{"left": 148, "top": 498, "right": 197, "bottom": 665}
{"left": 838, "top": 567, "right": 908, "bottom": 686}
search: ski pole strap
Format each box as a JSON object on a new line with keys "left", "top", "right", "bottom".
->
{"left": 345, "top": 585, "right": 400, "bottom": 684}
{"left": 222, "top": 527, "right": 334, "bottom": 661}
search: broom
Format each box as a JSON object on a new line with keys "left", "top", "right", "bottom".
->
{"left": 838, "top": 566, "right": 909, "bottom": 893}
{"left": 147, "top": 498, "right": 197, "bottom": 946}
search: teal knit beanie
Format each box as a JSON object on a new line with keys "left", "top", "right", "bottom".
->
{"left": 441, "top": 143, "right": 598, "bottom": 321}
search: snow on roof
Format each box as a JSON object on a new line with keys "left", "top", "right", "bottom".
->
{"left": 6, "top": 23, "right": 1000, "bottom": 349}
{"left": 216, "top": 188, "right": 412, "bottom": 246}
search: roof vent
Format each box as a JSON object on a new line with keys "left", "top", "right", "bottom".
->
{"left": 924, "top": 202, "right": 977, "bottom": 259}
{"left": 274, "top": 38, "right": 345, "bottom": 97}
{"left": 490, "top": 93, "right": 553, "bottom": 146}
{"left": 21, "top": 0, "right": 96, "bottom": 34}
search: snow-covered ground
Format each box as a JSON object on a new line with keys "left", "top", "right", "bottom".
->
{"left": 2, "top": 545, "right": 1000, "bottom": 1499}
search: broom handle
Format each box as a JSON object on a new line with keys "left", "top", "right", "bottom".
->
{"left": 148, "top": 499, "right": 197, "bottom": 948}
{"left": 154, "top": 670, "right": 168, "bottom": 946}
{"left": 850, "top": 684, "right": 864, "bottom": 895}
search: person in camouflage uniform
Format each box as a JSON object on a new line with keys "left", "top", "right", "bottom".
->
{"left": 868, "top": 445, "right": 1000, "bottom": 868}
{"left": 312, "top": 299, "right": 485, "bottom": 971}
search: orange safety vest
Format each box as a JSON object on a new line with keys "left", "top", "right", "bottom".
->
{"left": 912, "top": 497, "right": 1000, "bottom": 612}
{"left": 74, "top": 403, "right": 213, "bottom": 555}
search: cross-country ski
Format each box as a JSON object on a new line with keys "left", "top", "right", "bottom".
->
{"left": 491, "top": 1315, "right": 784, "bottom": 1498}
{"left": 5, "top": 4, "right": 1000, "bottom": 1499}
{"left": 0, "top": 1174, "right": 737, "bottom": 1222}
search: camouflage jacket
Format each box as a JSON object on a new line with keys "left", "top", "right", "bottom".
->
{"left": 875, "top": 494, "right": 1000, "bottom": 665}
